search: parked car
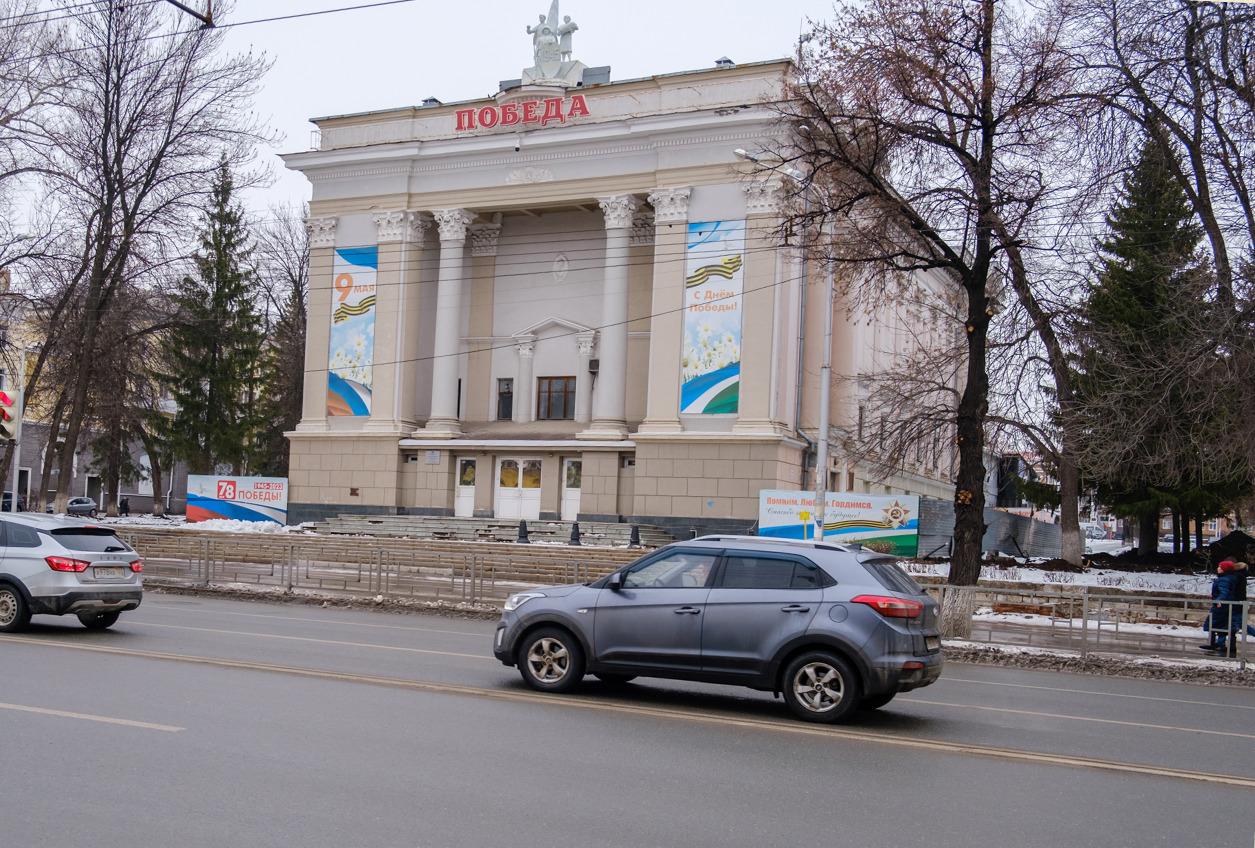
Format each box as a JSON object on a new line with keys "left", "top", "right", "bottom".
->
{"left": 0, "top": 513, "right": 143, "bottom": 632}
{"left": 1, "top": 492, "right": 27, "bottom": 512}
{"left": 493, "top": 535, "right": 943, "bottom": 723}
{"left": 66, "top": 497, "right": 98, "bottom": 518}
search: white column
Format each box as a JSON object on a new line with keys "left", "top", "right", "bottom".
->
{"left": 420, "top": 208, "right": 473, "bottom": 437}
{"left": 365, "top": 210, "right": 427, "bottom": 433}
{"left": 513, "top": 338, "right": 535, "bottom": 424}
{"left": 294, "top": 216, "right": 338, "bottom": 432}
{"left": 574, "top": 332, "right": 595, "bottom": 424}
{"left": 583, "top": 194, "right": 638, "bottom": 439}
{"left": 637, "top": 187, "right": 691, "bottom": 434}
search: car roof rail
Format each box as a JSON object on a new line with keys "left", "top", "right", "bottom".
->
{"left": 691, "top": 534, "right": 854, "bottom": 553}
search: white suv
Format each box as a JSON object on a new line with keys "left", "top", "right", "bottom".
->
{"left": 0, "top": 514, "right": 143, "bottom": 632}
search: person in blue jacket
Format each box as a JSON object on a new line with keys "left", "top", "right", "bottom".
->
{"left": 1202, "top": 560, "right": 1248, "bottom": 657}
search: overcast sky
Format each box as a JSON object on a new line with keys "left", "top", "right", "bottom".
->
{"left": 217, "top": 0, "right": 835, "bottom": 213}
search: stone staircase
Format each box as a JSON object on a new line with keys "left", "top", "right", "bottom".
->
{"left": 309, "top": 514, "right": 676, "bottom": 548}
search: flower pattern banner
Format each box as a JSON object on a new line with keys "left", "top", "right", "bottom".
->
{"left": 326, "top": 246, "right": 377, "bottom": 417}
{"left": 680, "top": 220, "right": 745, "bottom": 414}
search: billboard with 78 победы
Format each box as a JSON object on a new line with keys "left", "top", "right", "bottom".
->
{"left": 186, "top": 476, "right": 288, "bottom": 525}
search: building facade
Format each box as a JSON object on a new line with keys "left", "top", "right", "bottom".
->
{"left": 282, "top": 9, "right": 958, "bottom": 532}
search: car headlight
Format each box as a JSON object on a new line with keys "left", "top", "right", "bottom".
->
{"left": 504, "top": 592, "right": 546, "bottom": 612}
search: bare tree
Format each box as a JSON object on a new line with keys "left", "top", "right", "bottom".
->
{"left": 763, "top": 0, "right": 1087, "bottom": 597}
{"left": 0, "top": 0, "right": 66, "bottom": 267}
{"left": 251, "top": 204, "right": 308, "bottom": 476}
{"left": 40, "top": 1, "right": 271, "bottom": 512}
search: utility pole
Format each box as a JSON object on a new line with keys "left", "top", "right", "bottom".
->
{"left": 162, "top": 0, "right": 214, "bottom": 27}
{"left": 813, "top": 228, "right": 835, "bottom": 541}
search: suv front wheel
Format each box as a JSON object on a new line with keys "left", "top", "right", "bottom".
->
{"left": 781, "top": 651, "right": 861, "bottom": 723}
{"left": 518, "top": 627, "right": 586, "bottom": 693}
{"left": 0, "top": 584, "right": 30, "bottom": 633}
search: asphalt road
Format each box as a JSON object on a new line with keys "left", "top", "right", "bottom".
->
{"left": 1, "top": 593, "right": 1252, "bottom": 848}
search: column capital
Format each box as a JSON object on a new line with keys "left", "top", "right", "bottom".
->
{"left": 470, "top": 223, "right": 502, "bottom": 257}
{"left": 306, "top": 216, "right": 338, "bottom": 249}
{"left": 630, "top": 209, "right": 655, "bottom": 247}
{"left": 743, "top": 181, "right": 783, "bottom": 216}
{"left": 433, "top": 208, "right": 474, "bottom": 242}
{"left": 647, "top": 186, "right": 692, "bottom": 224}
{"left": 515, "top": 336, "right": 536, "bottom": 358}
{"left": 373, "top": 210, "right": 430, "bottom": 243}
{"left": 575, "top": 331, "right": 596, "bottom": 357}
{"left": 597, "top": 195, "right": 640, "bottom": 230}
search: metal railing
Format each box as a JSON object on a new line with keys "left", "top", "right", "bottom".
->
{"left": 929, "top": 584, "right": 1250, "bottom": 669}
{"left": 135, "top": 534, "right": 620, "bottom": 607}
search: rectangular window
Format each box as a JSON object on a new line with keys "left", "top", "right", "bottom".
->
{"left": 720, "top": 556, "right": 822, "bottom": 590}
{"left": 497, "top": 378, "right": 514, "bottom": 421}
{"left": 537, "top": 376, "right": 576, "bottom": 421}
{"left": 857, "top": 406, "right": 865, "bottom": 441}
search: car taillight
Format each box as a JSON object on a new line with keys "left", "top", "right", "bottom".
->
{"left": 46, "top": 555, "right": 90, "bottom": 573}
{"left": 129, "top": 559, "right": 144, "bottom": 573}
{"left": 851, "top": 594, "right": 924, "bottom": 619}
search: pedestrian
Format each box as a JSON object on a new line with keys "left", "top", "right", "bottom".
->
{"left": 119, "top": 497, "right": 130, "bottom": 517}
{"left": 1200, "top": 560, "right": 1245, "bottom": 657}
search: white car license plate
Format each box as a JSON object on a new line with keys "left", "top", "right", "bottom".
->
{"left": 926, "top": 636, "right": 941, "bottom": 652}
{"left": 93, "top": 566, "right": 125, "bottom": 579}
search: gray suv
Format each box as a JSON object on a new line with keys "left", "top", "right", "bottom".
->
{"left": 493, "top": 536, "right": 942, "bottom": 723}
{"left": 0, "top": 514, "right": 143, "bottom": 632}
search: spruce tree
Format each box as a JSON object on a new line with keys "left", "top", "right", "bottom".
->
{"left": 1073, "top": 134, "right": 1238, "bottom": 553}
{"left": 160, "top": 161, "right": 265, "bottom": 475}
{"left": 253, "top": 281, "right": 306, "bottom": 476}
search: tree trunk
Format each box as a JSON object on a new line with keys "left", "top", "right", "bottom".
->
{"left": 0, "top": 441, "right": 13, "bottom": 506}
{"left": 1137, "top": 510, "right": 1158, "bottom": 556}
{"left": 1195, "top": 514, "right": 1204, "bottom": 549}
{"left": 1057, "top": 453, "right": 1083, "bottom": 566}
{"left": 1172, "top": 511, "right": 1182, "bottom": 554}
{"left": 38, "top": 393, "right": 68, "bottom": 512}
{"left": 139, "top": 428, "right": 165, "bottom": 517}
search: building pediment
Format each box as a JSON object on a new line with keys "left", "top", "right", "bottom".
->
{"left": 511, "top": 316, "right": 593, "bottom": 339}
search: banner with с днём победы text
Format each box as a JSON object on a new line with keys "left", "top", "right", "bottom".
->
{"left": 680, "top": 220, "right": 745, "bottom": 415}
{"left": 327, "top": 245, "right": 378, "bottom": 417}
{"left": 758, "top": 490, "right": 920, "bottom": 556}
{"left": 186, "top": 476, "right": 288, "bottom": 524}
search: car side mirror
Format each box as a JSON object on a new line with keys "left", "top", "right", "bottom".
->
{"left": 608, "top": 572, "right": 624, "bottom": 591}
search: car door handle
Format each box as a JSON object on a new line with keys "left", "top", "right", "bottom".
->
{"left": 780, "top": 604, "right": 811, "bottom": 613}
{"left": 673, "top": 606, "right": 702, "bottom": 615}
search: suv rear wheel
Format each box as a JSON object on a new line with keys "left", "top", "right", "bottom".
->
{"left": 518, "top": 627, "right": 585, "bottom": 693}
{"left": 0, "top": 584, "right": 30, "bottom": 633}
{"left": 781, "top": 651, "right": 861, "bottom": 723}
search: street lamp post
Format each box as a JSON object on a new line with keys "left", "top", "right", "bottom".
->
{"left": 734, "top": 148, "right": 836, "bottom": 540}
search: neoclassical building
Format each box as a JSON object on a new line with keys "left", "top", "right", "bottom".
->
{"left": 282, "top": 5, "right": 958, "bottom": 530}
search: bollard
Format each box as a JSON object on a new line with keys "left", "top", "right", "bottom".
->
{"left": 628, "top": 524, "right": 641, "bottom": 548}
{"left": 517, "top": 520, "right": 530, "bottom": 544}
{"left": 569, "top": 522, "right": 582, "bottom": 546}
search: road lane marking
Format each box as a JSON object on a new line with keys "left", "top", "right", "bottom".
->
{"left": 118, "top": 621, "right": 1255, "bottom": 736}
{"left": 138, "top": 603, "right": 487, "bottom": 638}
{"left": 124, "top": 620, "right": 490, "bottom": 660}
{"left": 1, "top": 634, "right": 1252, "bottom": 789}
{"left": 0, "top": 700, "right": 183, "bottom": 732}
{"left": 901, "top": 698, "right": 1255, "bottom": 740}
{"left": 940, "top": 676, "right": 1255, "bottom": 711}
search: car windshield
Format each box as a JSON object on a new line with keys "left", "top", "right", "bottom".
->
{"left": 50, "top": 528, "right": 131, "bottom": 553}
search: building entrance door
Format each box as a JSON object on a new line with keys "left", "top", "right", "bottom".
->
{"left": 495, "top": 458, "right": 541, "bottom": 520}
{"left": 454, "top": 458, "right": 476, "bottom": 518}
{"left": 561, "top": 459, "right": 582, "bottom": 521}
